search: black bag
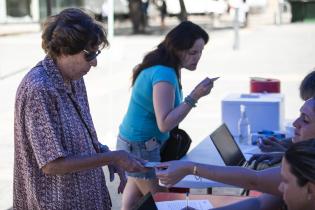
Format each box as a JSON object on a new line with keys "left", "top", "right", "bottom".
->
{"left": 160, "top": 127, "right": 192, "bottom": 162}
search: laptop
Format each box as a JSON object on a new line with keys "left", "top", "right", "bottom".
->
{"left": 210, "top": 123, "right": 254, "bottom": 167}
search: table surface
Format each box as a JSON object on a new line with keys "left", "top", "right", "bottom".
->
{"left": 154, "top": 192, "right": 251, "bottom": 208}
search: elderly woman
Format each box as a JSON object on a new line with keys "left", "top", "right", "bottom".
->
{"left": 13, "top": 8, "right": 146, "bottom": 209}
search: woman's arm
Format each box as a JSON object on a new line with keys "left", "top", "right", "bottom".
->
{"left": 194, "top": 163, "right": 281, "bottom": 196}
{"left": 153, "top": 78, "right": 213, "bottom": 132}
{"left": 156, "top": 161, "right": 282, "bottom": 196}
{"left": 42, "top": 150, "right": 146, "bottom": 175}
{"left": 153, "top": 82, "right": 192, "bottom": 132}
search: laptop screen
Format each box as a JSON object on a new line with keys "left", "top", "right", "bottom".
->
{"left": 210, "top": 124, "right": 246, "bottom": 166}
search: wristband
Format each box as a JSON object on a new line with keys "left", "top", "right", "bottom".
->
{"left": 184, "top": 95, "right": 197, "bottom": 108}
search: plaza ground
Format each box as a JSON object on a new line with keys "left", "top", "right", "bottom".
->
{"left": 1, "top": 13, "right": 315, "bottom": 209}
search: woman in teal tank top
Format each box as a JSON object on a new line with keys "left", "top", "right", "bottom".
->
{"left": 117, "top": 21, "right": 216, "bottom": 210}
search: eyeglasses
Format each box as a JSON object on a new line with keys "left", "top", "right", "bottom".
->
{"left": 83, "top": 49, "right": 101, "bottom": 62}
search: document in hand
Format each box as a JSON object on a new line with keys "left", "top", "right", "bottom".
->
{"left": 155, "top": 200, "right": 213, "bottom": 210}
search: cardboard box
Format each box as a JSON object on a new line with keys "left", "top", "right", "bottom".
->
{"left": 221, "top": 93, "right": 284, "bottom": 136}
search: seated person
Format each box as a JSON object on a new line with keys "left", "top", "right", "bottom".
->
{"left": 210, "top": 139, "right": 315, "bottom": 210}
{"left": 156, "top": 97, "right": 315, "bottom": 197}
{"left": 250, "top": 69, "right": 315, "bottom": 168}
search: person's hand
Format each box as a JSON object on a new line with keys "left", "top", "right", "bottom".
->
{"left": 190, "top": 77, "right": 215, "bottom": 100}
{"left": 108, "top": 164, "right": 127, "bottom": 194}
{"left": 258, "top": 137, "right": 287, "bottom": 152}
{"left": 111, "top": 150, "right": 148, "bottom": 173}
{"left": 248, "top": 153, "right": 283, "bottom": 169}
{"left": 155, "top": 161, "right": 192, "bottom": 188}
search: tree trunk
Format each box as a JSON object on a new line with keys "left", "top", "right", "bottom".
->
{"left": 179, "top": 0, "right": 187, "bottom": 21}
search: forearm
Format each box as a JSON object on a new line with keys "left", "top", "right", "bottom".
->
{"left": 196, "top": 163, "right": 260, "bottom": 190}
{"left": 186, "top": 163, "right": 282, "bottom": 195}
{"left": 162, "top": 92, "right": 203, "bottom": 131}
{"left": 42, "top": 151, "right": 115, "bottom": 175}
{"left": 161, "top": 101, "right": 193, "bottom": 131}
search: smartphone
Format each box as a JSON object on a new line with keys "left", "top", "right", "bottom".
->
{"left": 210, "top": 77, "right": 220, "bottom": 81}
{"left": 144, "top": 162, "right": 161, "bottom": 168}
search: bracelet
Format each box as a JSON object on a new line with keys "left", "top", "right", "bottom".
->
{"left": 193, "top": 165, "right": 198, "bottom": 175}
{"left": 184, "top": 95, "right": 197, "bottom": 108}
{"left": 193, "top": 165, "right": 202, "bottom": 181}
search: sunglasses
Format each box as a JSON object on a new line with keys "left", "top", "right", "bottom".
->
{"left": 83, "top": 49, "right": 101, "bottom": 62}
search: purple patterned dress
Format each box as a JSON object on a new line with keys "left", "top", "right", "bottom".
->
{"left": 13, "top": 57, "right": 111, "bottom": 210}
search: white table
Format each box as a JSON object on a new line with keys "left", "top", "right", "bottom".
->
{"left": 173, "top": 135, "right": 261, "bottom": 189}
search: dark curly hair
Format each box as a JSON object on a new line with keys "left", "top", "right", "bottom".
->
{"left": 300, "top": 69, "right": 315, "bottom": 101}
{"left": 41, "top": 8, "right": 109, "bottom": 60}
{"left": 131, "top": 21, "right": 209, "bottom": 87}
{"left": 285, "top": 139, "right": 315, "bottom": 187}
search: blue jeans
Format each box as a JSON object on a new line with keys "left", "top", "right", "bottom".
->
{"left": 116, "top": 136, "right": 161, "bottom": 179}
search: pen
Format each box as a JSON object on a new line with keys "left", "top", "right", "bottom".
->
{"left": 186, "top": 191, "right": 189, "bottom": 209}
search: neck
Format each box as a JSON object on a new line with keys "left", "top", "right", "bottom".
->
{"left": 56, "top": 58, "right": 71, "bottom": 85}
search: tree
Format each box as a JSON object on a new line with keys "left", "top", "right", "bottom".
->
{"left": 179, "top": 0, "right": 187, "bottom": 21}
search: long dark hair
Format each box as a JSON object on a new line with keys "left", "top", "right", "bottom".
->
{"left": 285, "top": 139, "right": 315, "bottom": 186}
{"left": 131, "top": 21, "right": 209, "bottom": 86}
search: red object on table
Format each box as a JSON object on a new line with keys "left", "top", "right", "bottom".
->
{"left": 250, "top": 77, "right": 280, "bottom": 93}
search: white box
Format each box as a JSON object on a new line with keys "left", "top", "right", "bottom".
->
{"left": 221, "top": 93, "right": 284, "bottom": 136}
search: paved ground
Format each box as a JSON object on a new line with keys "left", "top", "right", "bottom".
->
{"left": 1, "top": 11, "right": 315, "bottom": 210}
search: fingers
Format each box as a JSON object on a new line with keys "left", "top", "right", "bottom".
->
{"left": 248, "top": 154, "right": 260, "bottom": 164}
{"left": 268, "top": 154, "right": 283, "bottom": 165}
{"left": 108, "top": 165, "right": 115, "bottom": 182}
{"left": 114, "top": 151, "right": 146, "bottom": 172}
{"left": 155, "top": 167, "right": 169, "bottom": 179}
{"left": 202, "top": 77, "right": 212, "bottom": 85}
{"left": 258, "top": 139, "right": 277, "bottom": 152}
{"left": 203, "top": 77, "right": 214, "bottom": 89}
{"left": 258, "top": 137, "right": 285, "bottom": 153}
{"left": 128, "top": 160, "right": 147, "bottom": 172}
{"left": 190, "top": 77, "right": 216, "bottom": 100}
{"left": 260, "top": 138, "right": 276, "bottom": 146}
{"left": 117, "top": 171, "right": 127, "bottom": 194}
{"left": 156, "top": 162, "right": 171, "bottom": 169}
{"left": 254, "top": 155, "right": 271, "bottom": 169}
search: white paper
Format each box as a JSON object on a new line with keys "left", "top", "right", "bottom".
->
{"left": 156, "top": 199, "right": 213, "bottom": 210}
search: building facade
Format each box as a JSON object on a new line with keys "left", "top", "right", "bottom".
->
{"left": 0, "top": 0, "right": 104, "bottom": 23}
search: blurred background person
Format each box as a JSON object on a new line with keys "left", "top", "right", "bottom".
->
{"left": 128, "top": 0, "right": 149, "bottom": 33}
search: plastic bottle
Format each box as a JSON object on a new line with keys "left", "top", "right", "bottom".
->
{"left": 238, "top": 104, "right": 251, "bottom": 145}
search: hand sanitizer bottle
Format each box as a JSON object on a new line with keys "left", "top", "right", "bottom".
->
{"left": 238, "top": 105, "right": 251, "bottom": 145}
